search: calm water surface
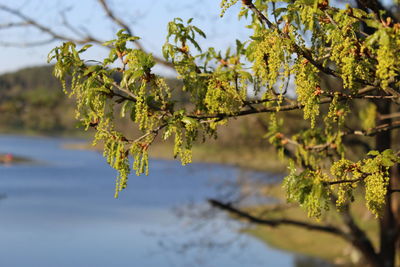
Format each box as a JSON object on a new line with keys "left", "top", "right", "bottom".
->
{"left": 0, "top": 135, "right": 328, "bottom": 267}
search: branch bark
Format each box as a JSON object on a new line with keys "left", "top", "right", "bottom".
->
{"left": 208, "top": 198, "right": 349, "bottom": 238}
{"left": 189, "top": 85, "right": 380, "bottom": 121}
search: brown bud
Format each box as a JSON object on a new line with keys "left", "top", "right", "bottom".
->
{"left": 383, "top": 17, "right": 392, "bottom": 27}
{"left": 275, "top": 132, "right": 284, "bottom": 139}
{"left": 314, "top": 86, "right": 323, "bottom": 96}
{"left": 283, "top": 22, "right": 290, "bottom": 34}
{"left": 140, "top": 143, "right": 149, "bottom": 151}
{"left": 317, "top": 0, "right": 329, "bottom": 10}
{"left": 301, "top": 59, "right": 309, "bottom": 65}
{"left": 89, "top": 119, "right": 99, "bottom": 128}
{"left": 318, "top": 16, "right": 331, "bottom": 24}
{"left": 116, "top": 50, "right": 123, "bottom": 59}
{"left": 179, "top": 45, "right": 189, "bottom": 53}
{"left": 336, "top": 110, "right": 344, "bottom": 116}
{"left": 394, "top": 23, "right": 400, "bottom": 33}
{"left": 220, "top": 59, "right": 229, "bottom": 66}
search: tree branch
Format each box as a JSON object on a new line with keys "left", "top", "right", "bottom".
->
{"left": 279, "top": 120, "right": 400, "bottom": 156}
{"left": 0, "top": 4, "right": 100, "bottom": 45}
{"left": 96, "top": 0, "right": 173, "bottom": 68}
{"left": 0, "top": 3, "right": 174, "bottom": 69}
{"left": 243, "top": 1, "right": 275, "bottom": 28}
{"left": 380, "top": 112, "right": 400, "bottom": 120}
{"left": 0, "top": 21, "right": 30, "bottom": 29}
{"left": 208, "top": 198, "right": 349, "bottom": 238}
{"left": 357, "top": 0, "right": 399, "bottom": 23}
{"left": 0, "top": 38, "right": 56, "bottom": 47}
{"left": 189, "top": 85, "right": 379, "bottom": 121}
{"left": 326, "top": 178, "right": 362, "bottom": 186}
{"left": 346, "top": 121, "right": 400, "bottom": 137}
{"left": 336, "top": 202, "right": 380, "bottom": 264}
{"left": 97, "top": 0, "right": 134, "bottom": 38}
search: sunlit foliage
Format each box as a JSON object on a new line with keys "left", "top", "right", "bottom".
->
{"left": 49, "top": 0, "right": 400, "bottom": 219}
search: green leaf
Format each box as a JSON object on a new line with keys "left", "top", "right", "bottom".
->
{"left": 181, "top": 116, "right": 198, "bottom": 126}
{"left": 102, "top": 39, "right": 116, "bottom": 46}
{"left": 192, "top": 26, "right": 206, "bottom": 38}
{"left": 382, "top": 149, "right": 394, "bottom": 157}
{"left": 127, "top": 36, "right": 140, "bottom": 42}
{"left": 364, "top": 19, "right": 381, "bottom": 29}
{"left": 249, "top": 35, "right": 263, "bottom": 41}
{"left": 83, "top": 65, "right": 102, "bottom": 76}
{"left": 368, "top": 150, "right": 380, "bottom": 156}
{"left": 381, "top": 158, "right": 394, "bottom": 167}
{"left": 79, "top": 44, "right": 93, "bottom": 53}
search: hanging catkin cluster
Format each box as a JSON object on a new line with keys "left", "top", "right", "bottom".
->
{"left": 49, "top": 0, "right": 400, "bottom": 220}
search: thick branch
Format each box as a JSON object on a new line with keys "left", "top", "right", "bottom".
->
{"left": 338, "top": 204, "right": 381, "bottom": 265}
{"left": 208, "top": 199, "right": 349, "bottom": 238}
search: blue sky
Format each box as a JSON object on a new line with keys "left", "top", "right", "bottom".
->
{"left": 0, "top": 0, "right": 251, "bottom": 75}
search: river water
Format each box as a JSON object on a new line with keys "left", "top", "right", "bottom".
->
{"left": 0, "top": 135, "right": 330, "bottom": 267}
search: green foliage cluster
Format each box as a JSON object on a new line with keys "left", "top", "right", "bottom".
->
{"left": 284, "top": 160, "right": 330, "bottom": 218}
{"left": 283, "top": 149, "right": 400, "bottom": 218}
{"left": 331, "top": 150, "right": 400, "bottom": 216}
{"left": 49, "top": 0, "right": 400, "bottom": 224}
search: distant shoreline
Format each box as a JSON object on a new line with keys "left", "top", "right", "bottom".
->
{"left": 63, "top": 141, "right": 287, "bottom": 174}
{"left": 0, "top": 153, "right": 33, "bottom": 165}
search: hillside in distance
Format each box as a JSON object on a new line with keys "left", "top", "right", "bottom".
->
{"left": 0, "top": 65, "right": 75, "bottom": 134}
{"left": 0, "top": 65, "right": 187, "bottom": 135}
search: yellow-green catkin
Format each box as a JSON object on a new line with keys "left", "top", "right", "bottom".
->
{"left": 294, "top": 60, "right": 320, "bottom": 128}
{"left": 220, "top": 0, "right": 239, "bottom": 17}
